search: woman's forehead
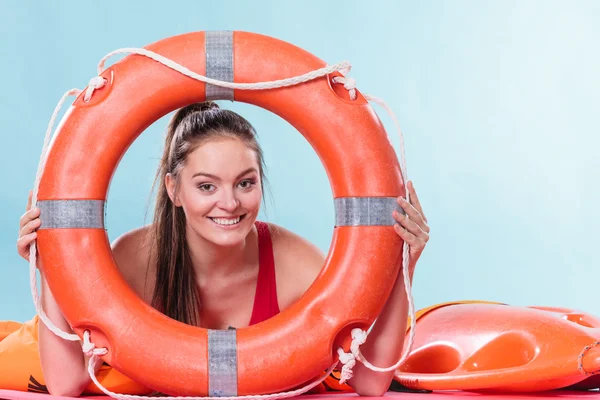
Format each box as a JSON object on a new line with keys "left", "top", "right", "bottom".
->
{"left": 184, "top": 139, "right": 259, "bottom": 178}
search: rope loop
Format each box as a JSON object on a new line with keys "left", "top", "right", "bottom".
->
{"left": 332, "top": 76, "right": 357, "bottom": 100}
{"left": 82, "top": 330, "right": 108, "bottom": 357}
{"left": 83, "top": 76, "right": 107, "bottom": 102}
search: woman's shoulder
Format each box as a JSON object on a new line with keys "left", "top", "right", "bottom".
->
{"left": 110, "top": 225, "right": 156, "bottom": 301}
{"left": 111, "top": 225, "right": 153, "bottom": 257}
{"left": 263, "top": 222, "right": 323, "bottom": 257}
{"left": 263, "top": 222, "right": 325, "bottom": 307}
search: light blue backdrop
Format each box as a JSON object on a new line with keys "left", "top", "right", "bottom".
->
{"left": 1, "top": 1, "right": 598, "bottom": 322}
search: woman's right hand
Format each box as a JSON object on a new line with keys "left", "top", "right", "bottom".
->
{"left": 17, "top": 190, "right": 41, "bottom": 262}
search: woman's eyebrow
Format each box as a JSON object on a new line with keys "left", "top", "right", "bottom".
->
{"left": 192, "top": 167, "right": 257, "bottom": 180}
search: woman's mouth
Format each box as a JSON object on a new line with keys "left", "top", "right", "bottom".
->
{"left": 208, "top": 214, "right": 246, "bottom": 227}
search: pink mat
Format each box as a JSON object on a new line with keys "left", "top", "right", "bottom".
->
{"left": 2, "top": 390, "right": 600, "bottom": 400}
{"left": 0, "top": 390, "right": 108, "bottom": 400}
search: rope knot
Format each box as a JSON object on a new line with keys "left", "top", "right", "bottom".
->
{"left": 350, "top": 328, "right": 367, "bottom": 354}
{"left": 336, "top": 328, "right": 369, "bottom": 384}
{"left": 83, "top": 76, "right": 107, "bottom": 102}
{"left": 351, "top": 328, "right": 368, "bottom": 343}
{"left": 82, "top": 330, "right": 108, "bottom": 357}
{"left": 332, "top": 74, "right": 358, "bottom": 100}
{"left": 337, "top": 348, "right": 357, "bottom": 384}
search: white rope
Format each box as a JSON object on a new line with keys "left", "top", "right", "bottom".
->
{"left": 30, "top": 44, "right": 416, "bottom": 398}
{"left": 331, "top": 76, "right": 357, "bottom": 100}
{"left": 337, "top": 329, "right": 368, "bottom": 383}
{"left": 83, "top": 77, "right": 107, "bottom": 102}
{"left": 87, "top": 355, "right": 337, "bottom": 400}
{"left": 82, "top": 331, "right": 108, "bottom": 357}
{"left": 80, "top": 47, "right": 352, "bottom": 102}
{"left": 29, "top": 87, "right": 82, "bottom": 343}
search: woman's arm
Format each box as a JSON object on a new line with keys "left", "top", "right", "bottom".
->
{"left": 347, "top": 181, "right": 429, "bottom": 396}
{"left": 38, "top": 269, "right": 104, "bottom": 397}
{"left": 345, "top": 260, "right": 416, "bottom": 396}
{"left": 18, "top": 191, "right": 102, "bottom": 397}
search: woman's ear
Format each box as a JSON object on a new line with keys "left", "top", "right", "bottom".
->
{"left": 165, "top": 173, "right": 181, "bottom": 207}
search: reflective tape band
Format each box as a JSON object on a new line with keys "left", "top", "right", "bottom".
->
{"left": 37, "top": 200, "right": 105, "bottom": 229}
{"left": 335, "top": 197, "right": 404, "bottom": 227}
{"left": 205, "top": 31, "right": 234, "bottom": 101}
{"left": 208, "top": 329, "right": 238, "bottom": 397}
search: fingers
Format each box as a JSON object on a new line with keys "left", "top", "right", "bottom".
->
{"left": 394, "top": 209, "right": 429, "bottom": 243}
{"left": 393, "top": 222, "right": 425, "bottom": 251}
{"left": 18, "top": 191, "right": 41, "bottom": 263}
{"left": 17, "top": 232, "right": 37, "bottom": 261}
{"left": 407, "top": 181, "right": 428, "bottom": 224}
{"left": 393, "top": 209, "right": 421, "bottom": 236}
{"left": 396, "top": 196, "right": 429, "bottom": 234}
{"left": 27, "top": 190, "right": 32, "bottom": 211}
{"left": 393, "top": 181, "right": 430, "bottom": 254}
{"left": 20, "top": 218, "right": 41, "bottom": 237}
{"left": 19, "top": 207, "right": 40, "bottom": 231}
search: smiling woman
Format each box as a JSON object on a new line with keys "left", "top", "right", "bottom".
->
{"left": 153, "top": 101, "right": 272, "bottom": 327}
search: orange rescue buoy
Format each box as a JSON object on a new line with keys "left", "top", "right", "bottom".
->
{"left": 36, "top": 31, "right": 406, "bottom": 396}
{"left": 394, "top": 303, "right": 600, "bottom": 392}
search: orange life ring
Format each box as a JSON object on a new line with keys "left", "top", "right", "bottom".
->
{"left": 37, "top": 31, "right": 405, "bottom": 396}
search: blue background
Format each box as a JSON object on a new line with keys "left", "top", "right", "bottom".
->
{"left": 1, "top": 1, "right": 598, "bottom": 322}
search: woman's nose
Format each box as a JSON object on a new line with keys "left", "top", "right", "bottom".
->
{"left": 217, "top": 190, "right": 240, "bottom": 212}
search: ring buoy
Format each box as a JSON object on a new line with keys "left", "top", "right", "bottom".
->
{"left": 37, "top": 31, "right": 405, "bottom": 396}
{"left": 394, "top": 303, "right": 600, "bottom": 392}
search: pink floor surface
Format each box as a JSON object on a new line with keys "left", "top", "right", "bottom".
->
{"left": 2, "top": 390, "right": 600, "bottom": 400}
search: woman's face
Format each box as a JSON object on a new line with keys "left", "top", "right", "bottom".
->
{"left": 167, "top": 137, "right": 262, "bottom": 248}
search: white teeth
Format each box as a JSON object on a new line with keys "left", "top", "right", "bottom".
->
{"left": 211, "top": 216, "right": 241, "bottom": 226}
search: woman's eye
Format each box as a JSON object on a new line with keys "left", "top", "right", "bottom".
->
{"left": 238, "top": 180, "right": 255, "bottom": 189}
{"left": 198, "top": 184, "right": 215, "bottom": 192}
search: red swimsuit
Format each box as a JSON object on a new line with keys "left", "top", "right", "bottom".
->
{"left": 248, "top": 221, "right": 280, "bottom": 325}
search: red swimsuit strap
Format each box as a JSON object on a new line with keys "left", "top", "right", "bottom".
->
{"left": 249, "top": 221, "right": 281, "bottom": 326}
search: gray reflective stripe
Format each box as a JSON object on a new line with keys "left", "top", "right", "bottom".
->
{"left": 335, "top": 197, "right": 405, "bottom": 226}
{"left": 205, "top": 31, "right": 234, "bottom": 101}
{"left": 38, "top": 200, "right": 105, "bottom": 229}
{"left": 208, "top": 329, "right": 237, "bottom": 397}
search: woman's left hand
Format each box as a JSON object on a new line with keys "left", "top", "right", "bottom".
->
{"left": 393, "top": 180, "right": 429, "bottom": 260}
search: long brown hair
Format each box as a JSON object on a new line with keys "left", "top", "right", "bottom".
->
{"left": 150, "top": 101, "right": 267, "bottom": 326}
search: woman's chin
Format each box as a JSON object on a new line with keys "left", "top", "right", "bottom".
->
{"left": 209, "top": 234, "right": 245, "bottom": 247}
